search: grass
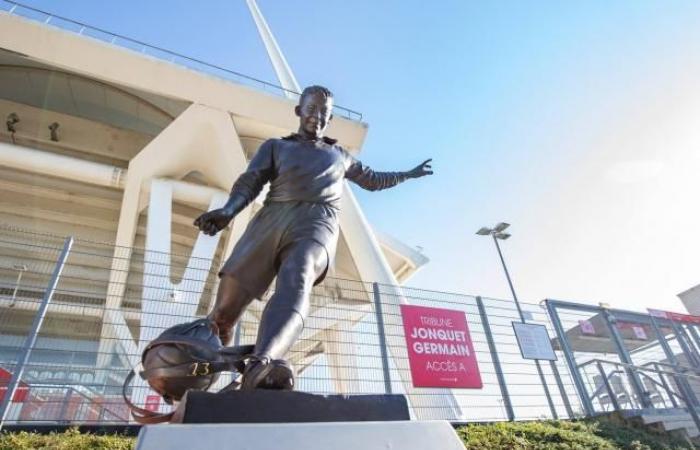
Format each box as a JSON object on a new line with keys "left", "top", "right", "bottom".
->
{"left": 0, "top": 418, "right": 695, "bottom": 449}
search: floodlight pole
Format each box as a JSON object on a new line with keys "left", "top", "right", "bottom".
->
{"left": 491, "top": 234, "right": 526, "bottom": 322}
{"left": 478, "top": 223, "right": 558, "bottom": 419}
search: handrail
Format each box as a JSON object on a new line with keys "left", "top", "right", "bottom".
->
{"left": 587, "top": 368, "right": 626, "bottom": 400}
{"left": 640, "top": 360, "right": 700, "bottom": 376}
{"left": 0, "top": 0, "right": 363, "bottom": 122}
{"left": 636, "top": 370, "right": 683, "bottom": 402}
{"left": 583, "top": 358, "right": 698, "bottom": 405}
{"left": 1, "top": 363, "right": 126, "bottom": 402}
{"left": 578, "top": 358, "right": 700, "bottom": 381}
{"left": 585, "top": 361, "right": 685, "bottom": 411}
{"left": 11, "top": 382, "right": 129, "bottom": 422}
{"left": 32, "top": 383, "right": 129, "bottom": 422}
{"left": 578, "top": 358, "right": 700, "bottom": 380}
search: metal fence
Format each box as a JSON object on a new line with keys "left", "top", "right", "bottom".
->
{"left": 1, "top": 225, "right": 699, "bottom": 430}
{"left": 0, "top": 0, "right": 363, "bottom": 122}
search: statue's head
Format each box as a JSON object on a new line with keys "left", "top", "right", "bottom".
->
{"left": 295, "top": 85, "right": 333, "bottom": 139}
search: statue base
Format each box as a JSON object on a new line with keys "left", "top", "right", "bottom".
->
{"left": 136, "top": 421, "right": 466, "bottom": 450}
{"left": 171, "top": 390, "right": 410, "bottom": 423}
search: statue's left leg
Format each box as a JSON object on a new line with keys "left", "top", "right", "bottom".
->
{"left": 241, "top": 239, "right": 328, "bottom": 389}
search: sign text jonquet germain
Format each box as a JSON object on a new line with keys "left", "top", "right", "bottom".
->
{"left": 400, "top": 305, "right": 482, "bottom": 389}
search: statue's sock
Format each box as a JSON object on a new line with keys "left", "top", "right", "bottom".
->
{"left": 218, "top": 328, "right": 233, "bottom": 346}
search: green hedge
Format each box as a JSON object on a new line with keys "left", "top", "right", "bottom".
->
{"left": 0, "top": 419, "right": 695, "bottom": 450}
{"left": 0, "top": 428, "right": 135, "bottom": 450}
{"left": 457, "top": 418, "right": 695, "bottom": 450}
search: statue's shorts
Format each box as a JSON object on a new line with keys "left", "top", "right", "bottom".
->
{"left": 218, "top": 201, "right": 339, "bottom": 299}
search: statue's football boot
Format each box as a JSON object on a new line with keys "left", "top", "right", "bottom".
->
{"left": 241, "top": 357, "right": 295, "bottom": 391}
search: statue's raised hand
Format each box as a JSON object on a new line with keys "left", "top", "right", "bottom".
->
{"left": 407, "top": 159, "right": 433, "bottom": 178}
{"left": 194, "top": 208, "right": 234, "bottom": 236}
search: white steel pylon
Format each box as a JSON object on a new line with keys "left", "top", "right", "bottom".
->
{"left": 246, "top": 0, "right": 300, "bottom": 98}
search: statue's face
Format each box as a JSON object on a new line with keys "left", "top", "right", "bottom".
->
{"left": 296, "top": 92, "right": 333, "bottom": 139}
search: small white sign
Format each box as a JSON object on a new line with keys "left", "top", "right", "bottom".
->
{"left": 632, "top": 326, "right": 647, "bottom": 340}
{"left": 512, "top": 322, "right": 557, "bottom": 361}
{"left": 579, "top": 320, "right": 596, "bottom": 335}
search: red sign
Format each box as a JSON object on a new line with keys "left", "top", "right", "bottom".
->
{"left": 617, "top": 321, "right": 648, "bottom": 340}
{"left": 400, "top": 305, "right": 482, "bottom": 389}
{"left": 0, "top": 368, "right": 29, "bottom": 403}
{"left": 145, "top": 395, "right": 161, "bottom": 412}
{"left": 648, "top": 309, "right": 700, "bottom": 325}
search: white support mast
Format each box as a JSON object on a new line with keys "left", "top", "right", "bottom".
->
{"left": 245, "top": 0, "right": 300, "bottom": 99}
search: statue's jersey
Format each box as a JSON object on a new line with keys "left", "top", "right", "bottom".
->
{"left": 230, "top": 134, "right": 406, "bottom": 209}
{"left": 220, "top": 134, "right": 408, "bottom": 298}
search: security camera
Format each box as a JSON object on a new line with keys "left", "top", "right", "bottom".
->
{"left": 49, "top": 122, "right": 60, "bottom": 142}
{"left": 6, "top": 113, "right": 19, "bottom": 132}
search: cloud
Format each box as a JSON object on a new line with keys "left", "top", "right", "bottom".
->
{"left": 605, "top": 160, "right": 665, "bottom": 184}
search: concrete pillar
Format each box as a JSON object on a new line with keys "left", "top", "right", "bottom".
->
{"left": 324, "top": 323, "right": 360, "bottom": 394}
{"left": 140, "top": 180, "right": 227, "bottom": 345}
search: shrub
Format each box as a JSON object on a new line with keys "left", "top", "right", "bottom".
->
{"left": 0, "top": 418, "right": 695, "bottom": 450}
{"left": 0, "top": 428, "right": 135, "bottom": 450}
{"left": 456, "top": 418, "right": 695, "bottom": 450}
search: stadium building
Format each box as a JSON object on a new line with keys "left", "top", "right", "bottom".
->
{"left": 0, "top": 0, "right": 469, "bottom": 423}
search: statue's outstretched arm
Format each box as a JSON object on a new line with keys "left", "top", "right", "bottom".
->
{"left": 194, "top": 140, "right": 275, "bottom": 235}
{"left": 345, "top": 155, "right": 433, "bottom": 191}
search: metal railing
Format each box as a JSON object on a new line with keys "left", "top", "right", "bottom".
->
{"left": 14, "top": 382, "right": 129, "bottom": 424}
{"left": 0, "top": 226, "right": 578, "bottom": 425}
{"left": 580, "top": 359, "right": 684, "bottom": 409}
{"left": 0, "top": 0, "right": 363, "bottom": 122}
{"left": 3, "top": 225, "right": 700, "bottom": 430}
{"left": 579, "top": 358, "right": 700, "bottom": 431}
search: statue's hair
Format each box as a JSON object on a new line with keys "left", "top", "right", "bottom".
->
{"left": 300, "top": 85, "right": 333, "bottom": 102}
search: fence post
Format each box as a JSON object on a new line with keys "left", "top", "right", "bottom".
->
{"left": 650, "top": 315, "right": 700, "bottom": 428}
{"left": 534, "top": 357, "right": 558, "bottom": 419}
{"left": 372, "top": 282, "right": 392, "bottom": 394}
{"left": 476, "top": 296, "right": 515, "bottom": 421}
{"left": 595, "top": 361, "right": 620, "bottom": 411}
{"left": 601, "top": 309, "right": 652, "bottom": 409}
{"left": 649, "top": 320, "right": 700, "bottom": 432}
{"left": 544, "top": 300, "right": 595, "bottom": 416}
{"left": 672, "top": 322, "right": 700, "bottom": 369}
{"left": 550, "top": 360, "right": 574, "bottom": 418}
{"left": 686, "top": 326, "right": 700, "bottom": 358}
{"left": 654, "top": 362, "right": 679, "bottom": 409}
{"left": 0, "top": 236, "right": 73, "bottom": 430}
{"left": 59, "top": 388, "right": 74, "bottom": 424}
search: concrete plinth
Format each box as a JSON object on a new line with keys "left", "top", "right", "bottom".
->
{"left": 136, "top": 421, "right": 465, "bottom": 450}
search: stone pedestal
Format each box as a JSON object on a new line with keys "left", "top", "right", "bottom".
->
{"left": 171, "top": 390, "right": 410, "bottom": 423}
{"left": 136, "top": 421, "right": 466, "bottom": 450}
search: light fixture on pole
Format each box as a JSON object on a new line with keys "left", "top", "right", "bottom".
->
{"left": 476, "top": 222, "right": 525, "bottom": 322}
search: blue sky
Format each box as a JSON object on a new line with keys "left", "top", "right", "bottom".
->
{"left": 16, "top": 0, "right": 700, "bottom": 313}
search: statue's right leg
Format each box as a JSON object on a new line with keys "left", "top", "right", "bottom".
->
{"left": 208, "top": 275, "right": 255, "bottom": 346}
{"left": 240, "top": 240, "right": 327, "bottom": 390}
